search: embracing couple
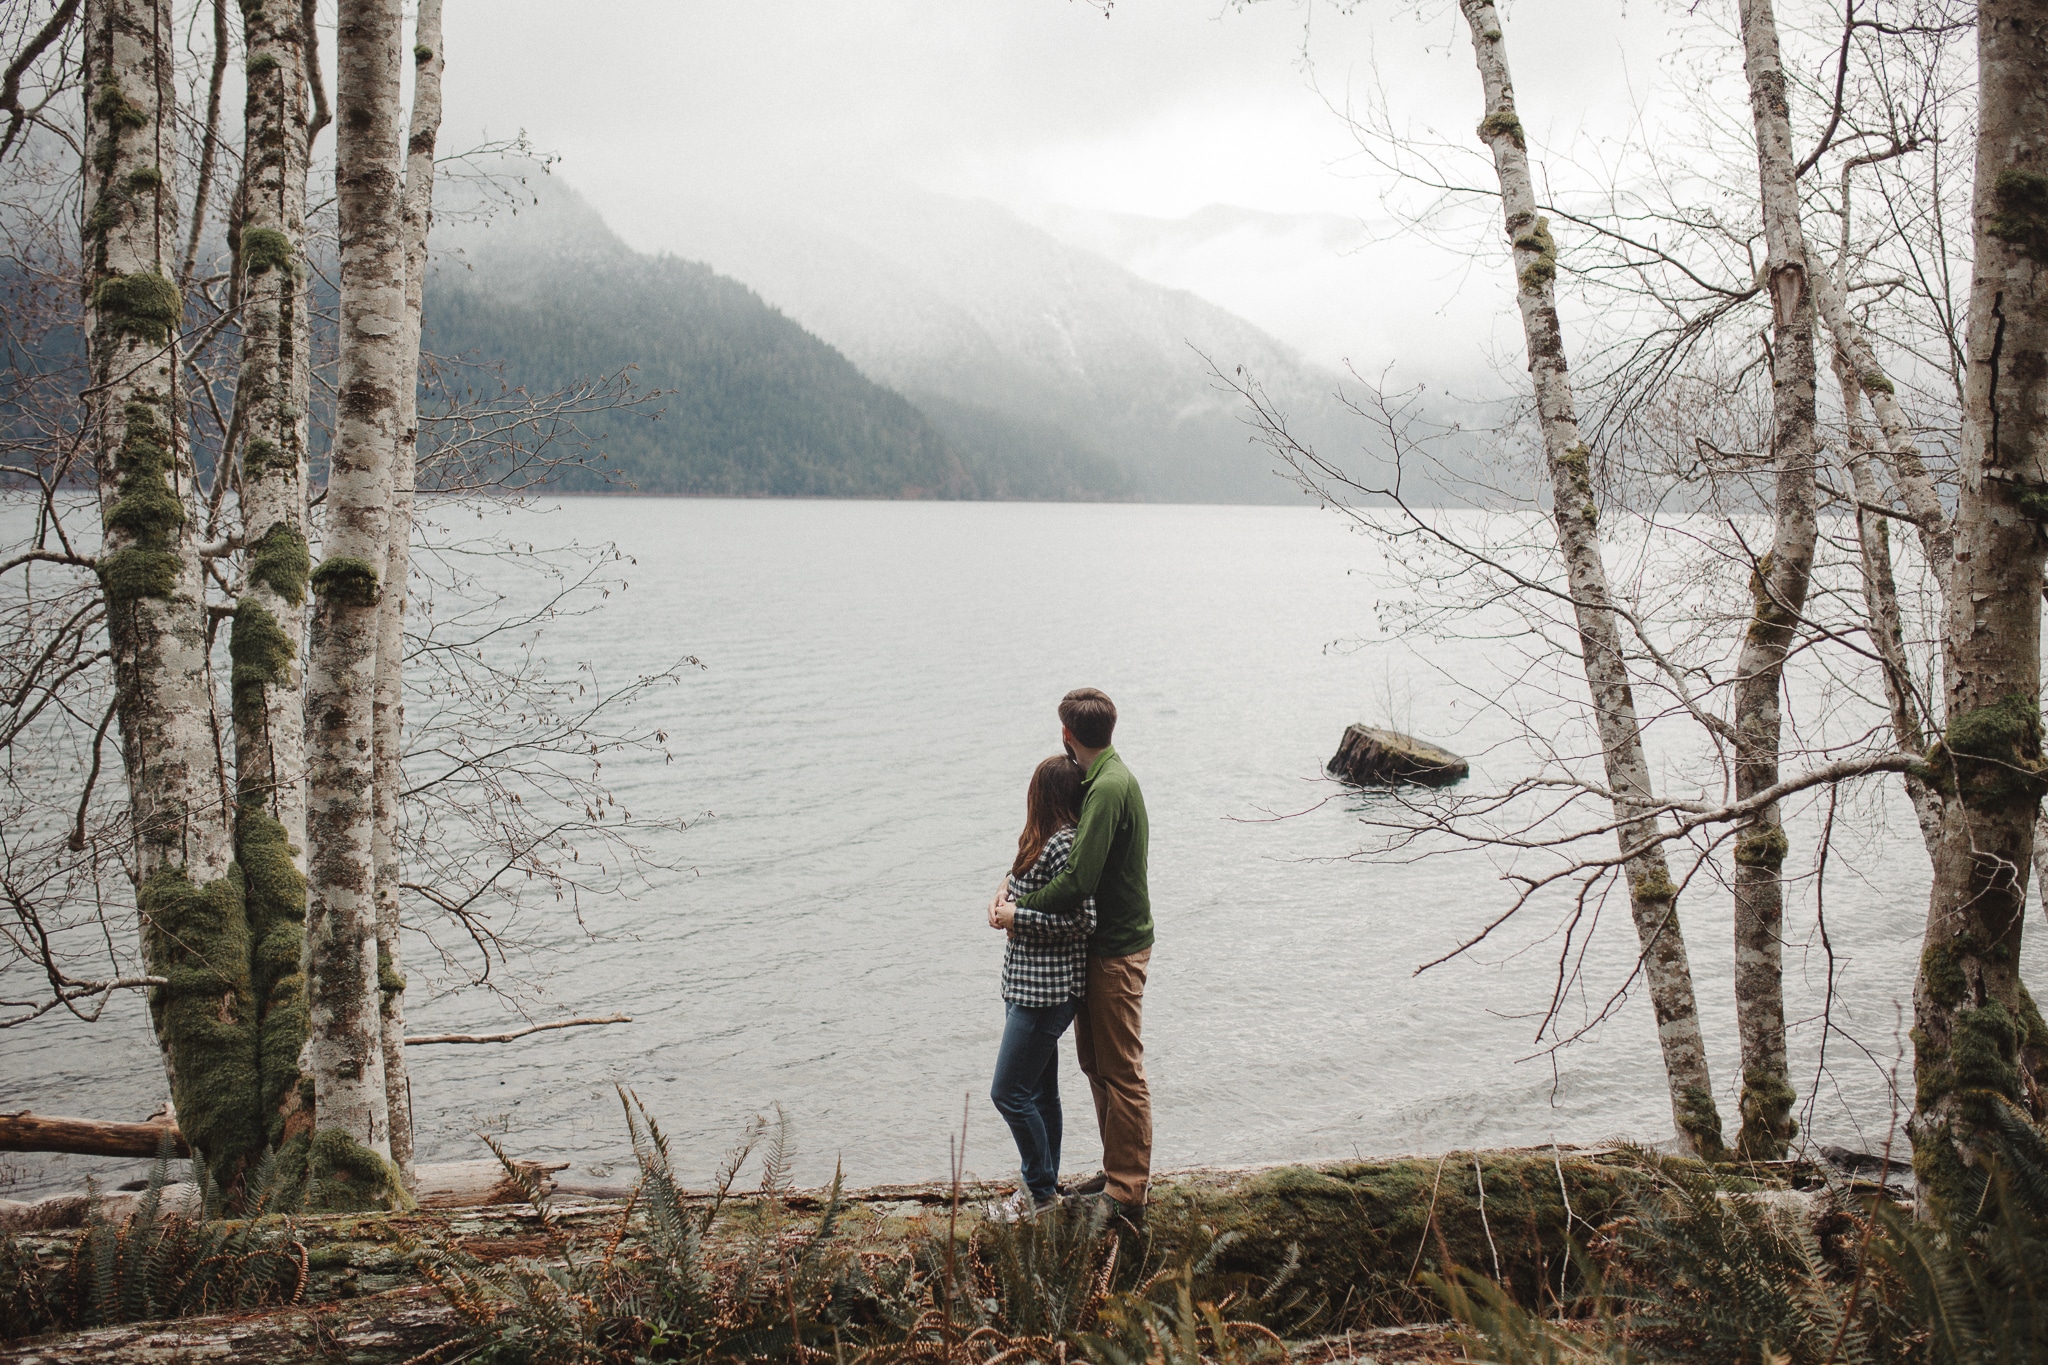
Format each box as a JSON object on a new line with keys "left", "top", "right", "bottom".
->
{"left": 984, "top": 687, "right": 1152, "bottom": 1231}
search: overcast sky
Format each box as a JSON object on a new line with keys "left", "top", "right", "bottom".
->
{"left": 431, "top": 1, "right": 1694, "bottom": 371}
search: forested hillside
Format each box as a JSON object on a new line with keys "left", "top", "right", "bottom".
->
{"left": 426, "top": 186, "right": 1129, "bottom": 499}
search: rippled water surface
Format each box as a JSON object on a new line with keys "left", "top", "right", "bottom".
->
{"left": 10, "top": 498, "right": 2027, "bottom": 1196}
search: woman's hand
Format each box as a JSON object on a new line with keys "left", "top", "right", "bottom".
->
{"left": 990, "top": 899, "right": 1017, "bottom": 931}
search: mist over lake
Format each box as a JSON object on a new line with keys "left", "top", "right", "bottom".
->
{"left": 10, "top": 496, "right": 2006, "bottom": 1198}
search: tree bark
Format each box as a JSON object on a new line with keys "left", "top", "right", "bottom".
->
{"left": 80, "top": 0, "right": 250, "bottom": 1188}
{"left": 302, "top": 0, "right": 407, "bottom": 1205}
{"left": 1460, "top": 0, "right": 1725, "bottom": 1158}
{"left": 1837, "top": 352, "right": 1944, "bottom": 855}
{"left": 1911, "top": 0, "right": 2048, "bottom": 1216}
{"left": 1811, "top": 256, "right": 1956, "bottom": 581}
{"left": 229, "top": 0, "right": 318, "bottom": 1175}
{"left": 1729, "top": 0, "right": 1822, "bottom": 1162}
{"left": 372, "top": 0, "right": 444, "bottom": 1184}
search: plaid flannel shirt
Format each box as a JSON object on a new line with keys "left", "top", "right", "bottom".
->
{"left": 1002, "top": 827, "right": 1096, "bottom": 1007}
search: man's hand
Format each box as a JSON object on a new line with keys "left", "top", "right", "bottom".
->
{"left": 989, "top": 897, "right": 1017, "bottom": 930}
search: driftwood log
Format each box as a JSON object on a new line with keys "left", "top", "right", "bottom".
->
{"left": 0, "top": 1148, "right": 1865, "bottom": 1363}
{"left": 0, "top": 1286, "right": 462, "bottom": 1365}
{"left": 1327, "top": 724, "right": 1469, "bottom": 787}
{"left": 0, "top": 1112, "right": 187, "bottom": 1158}
{"left": 0, "top": 1160, "right": 571, "bottom": 1233}
{"left": 412, "top": 1159, "right": 569, "bottom": 1209}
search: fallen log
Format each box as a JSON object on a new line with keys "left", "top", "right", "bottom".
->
{"left": 0, "top": 1111, "right": 186, "bottom": 1158}
{"left": 0, "top": 1184, "right": 203, "bottom": 1235}
{"left": 0, "top": 1160, "right": 571, "bottom": 1233}
{"left": 413, "top": 1158, "right": 570, "bottom": 1209}
{"left": 0, "top": 1148, "right": 1727, "bottom": 1358}
{"left": 0, "top": 1285, "right": 462, "bottom": 1365}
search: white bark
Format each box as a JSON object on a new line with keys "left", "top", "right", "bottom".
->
{"left": 1911, "top": 0, "right": 2048, "bottom": 1212}
{"left": 1729, "top": 0, "right": 1822, "bottom": 1162}
{"left": 231, "top": 0, "right": 314, "bottom": 851}
{"left": 1810, "top": 256, "right": 1955, "bottom": 582}
{"left": 373, "top": 0, "right": 444, "bottom": 1182}
{"left": 230, "top": 0, "right": 318, "bottom": 1166}
{"left": 304, "top": 0, "right": 407, "bottom": 1170}
{"left": 81, "top": 0, "right": 244, "bottom": 1182}
{"left": 1838, "top": 358, "right": 1943, "bottom": 856}
{"left": 1460, "top": 0, "right": 1724, "bottom": 1157}
{"left": 81, "top": 0, "right": 230, "bottom": 886}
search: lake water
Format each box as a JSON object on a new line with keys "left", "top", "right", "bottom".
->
{"left": 7, "top": 497, "right": 2028, "bottom": 1197}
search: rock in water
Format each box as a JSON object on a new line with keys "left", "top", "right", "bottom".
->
{"left": 1327, "top": 724, "right": 1469, "bottom": 787}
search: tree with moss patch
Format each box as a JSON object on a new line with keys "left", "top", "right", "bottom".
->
{"left": 80, "top": 0, "right": 246, "bottom": 1186}
{"left": 370, "top": 0, "right": 444, "bottom": 1184}
{"left": 298, "top": 0, "right": 409, "bottom": 1202}
{"left": 1909, "top": 0, "right": 2048, "bottom": 1217}
{"left": 1458, "top": 0, "right": 1725, "bottom": 1160}
{"left": 226, "top": 0, "right": 321, "bottom": 1184}
{"left": 1724, "top": 0, "right": 1824, "bottom": 1164}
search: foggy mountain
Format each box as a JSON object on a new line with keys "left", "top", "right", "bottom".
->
{"left": 1025, "top": 203, "right": 1387, "bottom": 375}
{"left": 426, "top": 182, "right": 1128, "bottom": 499}
{"left": 629, "top": 185, "right": 1394, "bottom": 505}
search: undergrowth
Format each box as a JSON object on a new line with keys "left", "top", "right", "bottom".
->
{"left": 1, "top": 1137, "right": 310, "bottom": 1340}
{"left": 1435, "top": 1131, "right": 2048, "bottom": 1365}
{"left": 425, "top": 1088, "right": 1298, "bottom": 1364}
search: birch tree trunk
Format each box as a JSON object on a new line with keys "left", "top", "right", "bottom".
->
{"left": 1729, "top": 0, "right": 1822, "bottom": 1161}
{"left": 81, "top": 0, "right": 256, "bottom": 1190}
{"left": 1838, "top": 355, "right": 1943, "bottom": 855}
{"left": 1911, "top": 0, "right": 2048, "bottom": 1216}
{"left": 1811, "top": 257, "right": 1956, "bottom": 580}
{"left": 302, "top": 0, "right": 408, "bottom": 1208}
{"left": 1460, "top": 0, "right": 1725, "bottom": 1158}
{"left": 372, "top": 0, "right": 445, "bottom": 1183}
{"left": 229, "top": 0, "right": 317, "bottom": 1168}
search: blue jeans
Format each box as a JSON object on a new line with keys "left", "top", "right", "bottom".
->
{"left": 990, "top": 999, "right": 1077, "bottom": 1202}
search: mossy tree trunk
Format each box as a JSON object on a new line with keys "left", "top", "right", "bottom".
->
{"left": 228, "top": 0, "right": 318, "bottom": 1177}
{"left": 302, "top": 0, "right": 409, "bottom": 1209}
{"left": 372, "top": 0, "right": 445, "bottom": 1183}
{"left": 1729, "top": 0, "right": 1822, "bottom": 1163}
{"left": 1460, "top": 0, "right": 1725, "bottom": 1158}
{"left": 80, "top": 0, "right": 257, "bottom": 1190}
{"left": 1910, "top": 0, "right": 2048, "bottom": 1217}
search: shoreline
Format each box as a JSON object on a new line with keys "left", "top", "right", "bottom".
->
{"left": 3, "top": 1140, "right": 1880, "bottom": 1363}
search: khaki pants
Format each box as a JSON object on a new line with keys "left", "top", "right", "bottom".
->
{"left": 1074, "top": 948, "right": 1152, "bottom": 1206}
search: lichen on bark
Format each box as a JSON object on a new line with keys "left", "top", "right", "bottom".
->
{"left": 1987, "top": 169, "right": 2048, "bottom": 263}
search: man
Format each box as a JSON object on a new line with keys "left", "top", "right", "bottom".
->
{"left": 993, "top": 687, "right": 1152, "bottom": 1227}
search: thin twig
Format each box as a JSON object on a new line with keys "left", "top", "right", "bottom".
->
{"left": 405, "top": 1012, "right": 631, "bottom": 1045}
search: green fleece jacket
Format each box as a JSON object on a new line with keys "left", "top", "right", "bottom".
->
{"left": 1016, "top": 746, "right": 1152, "bottom": 957}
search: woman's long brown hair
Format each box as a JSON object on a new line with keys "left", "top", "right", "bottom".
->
{"left": 1011, "top": 754, "right": 1085, "bottom": 878}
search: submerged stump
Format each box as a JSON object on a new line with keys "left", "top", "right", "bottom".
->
{"left": 1328, "top": 724, "right": 1469, "bottom": 787}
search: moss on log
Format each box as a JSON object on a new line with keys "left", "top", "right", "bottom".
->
{"left": 4, "top": 1148, "right": 1654, "bottom": 1356}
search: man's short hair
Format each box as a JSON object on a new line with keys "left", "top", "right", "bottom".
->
{"left": 1059, "top": 688, "right": 1117, "bottom": 749}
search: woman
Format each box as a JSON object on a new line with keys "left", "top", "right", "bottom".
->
{"left": 985, "top": 754, "right": 1096, "bottom": 1222}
